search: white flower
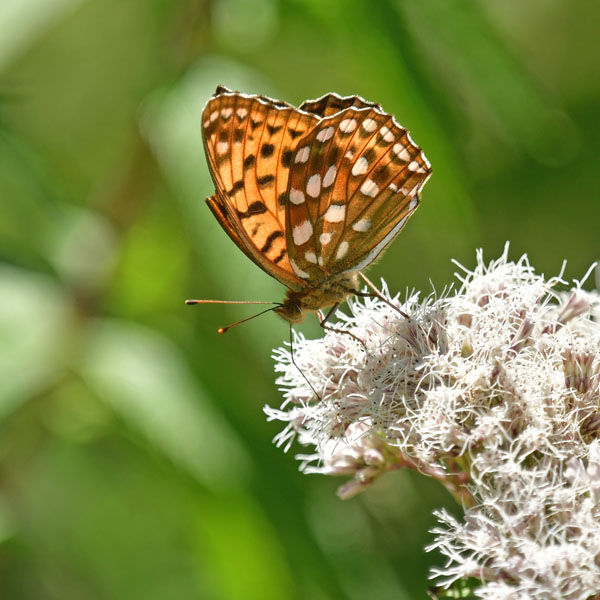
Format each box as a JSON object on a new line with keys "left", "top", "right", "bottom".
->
{"left": 265, "top": 244, "right": 600, "bottom": 599}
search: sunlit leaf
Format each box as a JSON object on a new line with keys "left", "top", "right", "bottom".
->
{"left": 80, "top": 319, "right": 252, "bottom": 492}
{"left": 0, "top": 0, "right": 85, "bottom": 72}
{"left": 0, "top": 265, "right": 70, "bottom": 420}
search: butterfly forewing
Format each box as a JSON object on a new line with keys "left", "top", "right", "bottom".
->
{"left": 202, "top": 89, "right": 321, "bottom": 289}
{"left": 284, "top": 106, "right": 431, "bottom": 279}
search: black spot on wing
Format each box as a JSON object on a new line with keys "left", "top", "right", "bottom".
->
{"left": 266, "top": 124, "right": 282, "bottom": 135}
{"left": 236, "top": 201, "right": 267, "bottom": 219}
{"left": 203, "top": 120, "right": 217, "bottom": 135}
{"left": 373, "top": 164, "right": 390, "bottom": 184}
{"left": 363, "top": 148, "right": 376, "bottom": 163}
{"left": 273, "top": 248, "right": 286, "bottom": 264}
{"left": 260, "top": 230, "right": 284, "bottom": 253}
{"left": 328, "top": 145, "right": 341, "bottom": 165}
{"left": 227, "top": 180, "right": 245, "bottom": 196}
{"left": 261, "top": 143, "right": 275, "bottom": 158}
{"left": 243, "top": 154, "right": 256, "bottom": 170}
{"left": 257, "top": 174, "right": 275, "bottom": 188}
{"left": 281, "top": 149, "right": 293, "bottom": 168}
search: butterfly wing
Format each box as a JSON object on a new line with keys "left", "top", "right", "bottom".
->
{"left": 205, "top": 193, "right": 280, "bottom": 281}
{"left": 202, "top": 87, "right": 320, "bottom": 290}
{"left": 300, "top": 93, "right": 381, "bottom": 118}
{"left": 283, "top": 106, "right": 431, "bottom": 281}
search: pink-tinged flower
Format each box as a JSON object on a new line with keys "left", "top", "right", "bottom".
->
{"left": 266, "top": 245, "right": 600, "bottom": 599}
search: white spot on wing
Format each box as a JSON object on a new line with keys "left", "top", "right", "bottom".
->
{"left": 345, "top": 150, "right": 354, "bottom": 160}
{"left": 236, "top": 108, "right": 248, "bottom": 119}
{"left": 362, "top": 118, "right": 377, "bottom": 132}
{"left": 389, "top": 182, "right": 398, "bottom": 192}
{"left": 295, "top": 146, "right": 310, "bottom": 164}
{"left": 379, "top": 126, "right": 395, "bottom": 142}
{"left": 339, "top": 118, "right": 357, "bottom": 133}
{"left": 292, "top": 220, "right": 313, "bottom": 246}
{"left": 316, "top": 126, "right": 335, "bottom": 142}
{"left": 351, "top": 156, "right": 369, "bottom": 176}
{"left": 352, "top": 218, "right": 371, "bottom": 232}
{"left": 336, "top": 241, "right": 349, "bottom": 260}
{"left": 360, "top": 179, "right": 379, "bottom": 198}
{"left": 289, "top": 189, "right": 305, "bottom": 205}
{"left": 393, "top": 143, "right": 411, "bottom": 161}
{"left": 318, "top": 256, "right": 324, "bottom": 266}
{"left": 216, "top": 141, "right": 229, "bottom": 155}
{"left": 210, "top": 110, "right": 219, "bottom": 122}
{"left": 323, "top": 204, "right": 345, "bottom": 223}
{"left": 306, "top": 174, "right": 321, "bottom": 198}
{"left": 320, "top": 232, "right": 332, "bottom": 245}
{"left": 290, "top": 258, "right": 310, "bottom": 279}
{"left": 305, "top": 251, "right": 317, "bottom": 264}
{"left": 408, "top": 160, "right": 425, "bottom": 172}
{"left": 221, "top": 107, "right": 233, "bottom": 119}
{"left": 322, "top": 166, "right": 337, "bottom": 188}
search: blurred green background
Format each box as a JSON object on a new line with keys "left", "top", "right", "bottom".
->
{"left": 0, "top": 0, "right": 598, "bottom": 598}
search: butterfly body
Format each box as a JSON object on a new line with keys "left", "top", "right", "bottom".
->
{"left": 274, "top": 273, "right": 359, "bottom": 323}
{"left": 201, "top": 86, "right": 431, "bottom": 324}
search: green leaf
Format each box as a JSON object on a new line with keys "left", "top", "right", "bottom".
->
{"left": 80, "top": 318, "right": 252, "bottom": 492}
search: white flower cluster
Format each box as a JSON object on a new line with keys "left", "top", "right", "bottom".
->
{"left": 265, "top": 245, "right": 600, "bottom": 599}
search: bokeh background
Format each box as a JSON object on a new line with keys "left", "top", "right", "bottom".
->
{"left": 1, "top": 1, "right": 598, "bottom": 598}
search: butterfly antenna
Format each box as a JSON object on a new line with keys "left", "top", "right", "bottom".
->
{"left": 185, "top": 299, "right": 282, "bottom": 334}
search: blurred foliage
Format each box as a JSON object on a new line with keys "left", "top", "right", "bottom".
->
{"left": 0, "top": 0, "right": 598, "bottom": 598}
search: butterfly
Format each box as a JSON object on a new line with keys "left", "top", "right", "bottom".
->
{"left": 192, "top": 85, "right": 431, "bottom": 330}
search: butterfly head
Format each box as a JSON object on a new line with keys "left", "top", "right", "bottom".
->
{"left": 274, "top": 293, "right": 305, "bottom": 323}
{"left": 275, "top": 273, "right": 359, "bottom": 323}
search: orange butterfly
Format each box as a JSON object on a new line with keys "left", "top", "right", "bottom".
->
{"left": 189, "top": 86, "right": 431, "bottom": 331}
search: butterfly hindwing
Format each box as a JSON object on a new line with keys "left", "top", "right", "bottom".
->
{"left": 202, "top": 87, "right": 431, "bottom": 301}
{"left": 284, "top": 106, "right": 431, "bottom": 280}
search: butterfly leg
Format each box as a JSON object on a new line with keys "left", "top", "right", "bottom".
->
{"left": 357, "top": 272, "right": 411, "bottom": 320}
{"left": 289, "top": 324, "right": 321, "bottom": 400}
{"left": 356, "top": 273, "right": 442, "bottom": 348}
{"left": 319, "top": 302, "right": 340, "bottom": 327}
{"left": 319, "top": 304, "right": 368, "bottom": 351}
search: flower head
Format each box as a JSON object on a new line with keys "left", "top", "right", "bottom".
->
{"left": 265, "top": 245, "right": 600, "bottom": 599}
